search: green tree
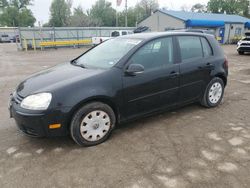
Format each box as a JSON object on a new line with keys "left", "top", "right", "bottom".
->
{"left": 88, "top": 0, "right": 116, "bottom": 26}
{"left": 117, "top": 0, "right": 158, "bottom": 27}
{"left": 0, "top": 0, "right": 8, "bottom": 8}
{"left": 0, "top": 0, "right": 35, "bottom": 26}
{"left": 10, "top": 0, "right": 32, "bottom": 9}
{"left": 207, "top": 0, "right": 250, "bottom": 17}
{"left": 191, "top": 3, "right": 207, "bottom": 13}
{"left": 19, "top": 8, "right": 35, "bottom": 26}
{"left": 238, "top": 0, "right": 250, "bottom": 18}
{"left": 140, "top": 0, "right": 159, "bottom": 17}
{"left": 118, "top": 5, "right": 145, "bottom": 27}
{"left": 48, "top": 0, "right": 72, "bottom": 27}
{"left": 69, "top": 5, "right": 89, "bottom": 27}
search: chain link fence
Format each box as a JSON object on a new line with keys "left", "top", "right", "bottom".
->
{"left": 18, "top": 27, "right": 135, "bottom": 50}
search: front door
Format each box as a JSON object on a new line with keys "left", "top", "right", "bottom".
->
{"left": 122, "top": 37, "right": 180, "bottom": 119}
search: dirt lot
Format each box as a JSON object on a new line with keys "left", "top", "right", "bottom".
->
{"left": 0, "top": 44, "right": 250, "bottom": 188}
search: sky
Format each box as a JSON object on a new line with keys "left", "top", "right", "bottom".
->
{"left": 29, "top": 0, "right": 209, "bottom": 26}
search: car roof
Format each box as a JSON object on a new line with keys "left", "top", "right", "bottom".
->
{"left": 120, "top": 32, "right": 210, "bottom": 40}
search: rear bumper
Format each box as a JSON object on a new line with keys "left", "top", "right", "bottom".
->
{"left": 9, "top": 100, "right": 71, "bottom": 137}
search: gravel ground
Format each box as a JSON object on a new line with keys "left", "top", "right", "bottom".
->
{"left": 0, "top": 44, "right": 250, "bottom": 188}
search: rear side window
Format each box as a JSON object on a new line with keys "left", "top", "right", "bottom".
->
{"left": 201, "top": 37, "right": 213, "bottom": 57}
{"left": 122, "top": 31, "right": 127, "bottom": 35}
{"left": 178, "top": 36, "right": 203, "bottom": 61}
{"left": 111, "top": 31, "right": 120, "bottom": 37}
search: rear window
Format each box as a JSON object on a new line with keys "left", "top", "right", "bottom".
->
{"left": 242, "top": 38, "right": 250, "bottom": 41}
{"left": 201, "top": 37, "right": 213, "bottom": 57}
{"left": 178, "top": 36, "right": 203, "bottom": 61}
{"left": 111, "top": 31, "right": 120, "bottom": 37}
{"left": 1, "top": 34, "right": 8, "bottom": 37}
{"left": 122, "top": 31, "right": 127, "bottom": 35}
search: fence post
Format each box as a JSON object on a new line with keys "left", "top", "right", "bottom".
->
{"left": 32, "top": 28, "right": 36, "bottom": 51}
{"left": 23, "top": 38, "right": 28, "bottom": 51}
{"left": 77, "top": 29, "right": 79, "bottom": 48}
{"left": 32, "top": 38, "right": 36, "bottom": 51}
{"left": 18, "top": 27, "right": 22, "bottom": 50}
{"left": 53, "top": 27, "right": 56, "bottom": 49}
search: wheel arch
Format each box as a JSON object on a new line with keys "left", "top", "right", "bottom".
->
{"left": 214, "top": 73, "right": 227, "bottom": 86}
{"left": 67, "top": 96, "right": 119, "bottom": 129}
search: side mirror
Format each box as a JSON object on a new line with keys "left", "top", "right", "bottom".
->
{"left": 125, "top": 64, "right": 144, "bottom": 76}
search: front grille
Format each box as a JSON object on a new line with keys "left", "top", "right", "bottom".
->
{"left": 13, "top": 92, "right": 24, "bottom": 104}
{"left": 240, "top": 43, "right": 250, "bottom": 46}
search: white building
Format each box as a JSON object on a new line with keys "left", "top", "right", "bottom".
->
{"left": 139, "top": 9, "right": 250, "bottom": 44}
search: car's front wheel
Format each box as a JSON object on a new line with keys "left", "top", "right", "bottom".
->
{"left": 201, "top": 77, "right": 225, "bottom": 108}
{"left": 238, "top": 51, "right": 244, "bottom": 55}
{"left": 70, "top": 102, "right": 116, "bottom": 146}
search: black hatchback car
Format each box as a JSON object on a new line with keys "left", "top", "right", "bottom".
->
{"left": 9, "top": 32, "right": 228, "bottom": 146}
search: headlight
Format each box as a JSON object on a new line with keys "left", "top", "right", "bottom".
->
{"left": 20, "top": 93, "right": 52, "bottom": 110}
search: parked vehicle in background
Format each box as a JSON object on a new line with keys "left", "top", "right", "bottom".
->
{"left": 9, "top": 32, "right": 228, "bottom": 146}
{"left": 92, "top": 30, "right": 133, "bottom": 45}
{"left": 0, "top": 34, "right": 11, "bottom": 43}
{"left": 10, "top": 35, "right": 20, "bottom": 43}
{"left": 237, "top": 32, "right": 250, "bottom": 55}
{"left": 133, "top": 26, "right": 150, "bottom": 33}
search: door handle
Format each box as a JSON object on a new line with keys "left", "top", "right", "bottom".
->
{"left": 205, "top": 62, "right": 215, "bottom": 69}
{"left": 169, "top": 71, "right": 179, "bottom": 78}
{"left": 198, "top": 63, "right": 215, "bottom": 70}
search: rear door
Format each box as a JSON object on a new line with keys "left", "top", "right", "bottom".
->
{"left": 177, "top": 35, "right": 213, "bottom": 104}
{"left": 122, "top": 37, "right": 180, "bottom": 119}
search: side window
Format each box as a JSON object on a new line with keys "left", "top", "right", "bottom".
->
{"left": 122, "top": 31, "right": 127, "bottom": 35}
{"left": 201, "top": 37, "right": 213, "bottom": 57}
{"left": 130, "top": 37, "right": 174, "bottom": 71}
{"left": 235, "top": 27, "right": 242, "bottom": 36}
{"left": 178, "top": 36, "right": 203, "bottom": 61}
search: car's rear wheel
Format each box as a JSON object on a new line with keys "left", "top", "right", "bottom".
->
{"left": 70, "top": 102, "right": 116, "bottom": 146}
{"left": 201, "top": 77, "right": 224, "bottom": 108}
{"left": 238, "top": 51, "right": 244, "bottom": 55}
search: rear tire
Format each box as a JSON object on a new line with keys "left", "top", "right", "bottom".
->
{"left": 238, "top": 51, "right": 244, "bottom": 55}
{"left": 201, "top": 77, "right": 225, "bottom": 108}
{"left": 70, "top": 102, "right": 116, "bottom": 146}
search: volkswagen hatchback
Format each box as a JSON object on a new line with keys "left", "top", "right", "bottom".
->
{"left": 9, "top": 32, "right": 228, "bottom": 146}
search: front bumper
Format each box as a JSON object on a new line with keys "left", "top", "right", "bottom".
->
{"left": 9, "top": 94, "right": 71, "bottom": 137}
{"left": 237, "top": 45, "right": 250, "bottom": 52}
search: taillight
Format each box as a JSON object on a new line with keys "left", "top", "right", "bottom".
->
{"left": 224, "top": 57, "right": 228, "bottom": 69}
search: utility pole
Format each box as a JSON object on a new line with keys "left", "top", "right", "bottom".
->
{"left": 125, "top": 0, "right": 128, "bottom": 27}
{"left": 116, "top": 4, "right": 118, "bottom": 27}
{"left": 248, "top": 0, "right": 250, "bottom": 14}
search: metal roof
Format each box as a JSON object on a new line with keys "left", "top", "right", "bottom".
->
{"left": 157, "top": 9, "right": 250, "bottom": 24}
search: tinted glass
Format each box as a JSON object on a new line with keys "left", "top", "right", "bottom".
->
{"left": 75, "top": 38, "right": 142, "bottom": 69}
{"left": 178, "top": 36, "right": 203, "bottom": 61}
{"left": 130, "top": 37, "right": 173, "bottom": 71}
{"left": 201, "top": 37, "right": 213, "bottom": 57}
{"left": 111, "top": 31, "right": 120, "bottom": 37}
{"left": 122, "top": 31, "right": 127, "bottom": 35}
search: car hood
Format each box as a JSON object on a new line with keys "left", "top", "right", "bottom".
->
{"left": 16, "top": 62, "right": 104, "bottom": 97}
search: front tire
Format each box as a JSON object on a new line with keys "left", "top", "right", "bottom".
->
{"left": 201, "top": 77, "right": 225, "bottom": 108}
{"left": 238, "top": 51, "right": 244, "bottom": 55}
{"left": 70, "top": 102, "right": 116, "bottom": 146}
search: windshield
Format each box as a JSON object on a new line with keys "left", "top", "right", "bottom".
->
{"left": 75, "top": 38, "right": 142, "bottom": 69}
{"left": 242, "top": 38, "right": 250, "bottom": 41}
